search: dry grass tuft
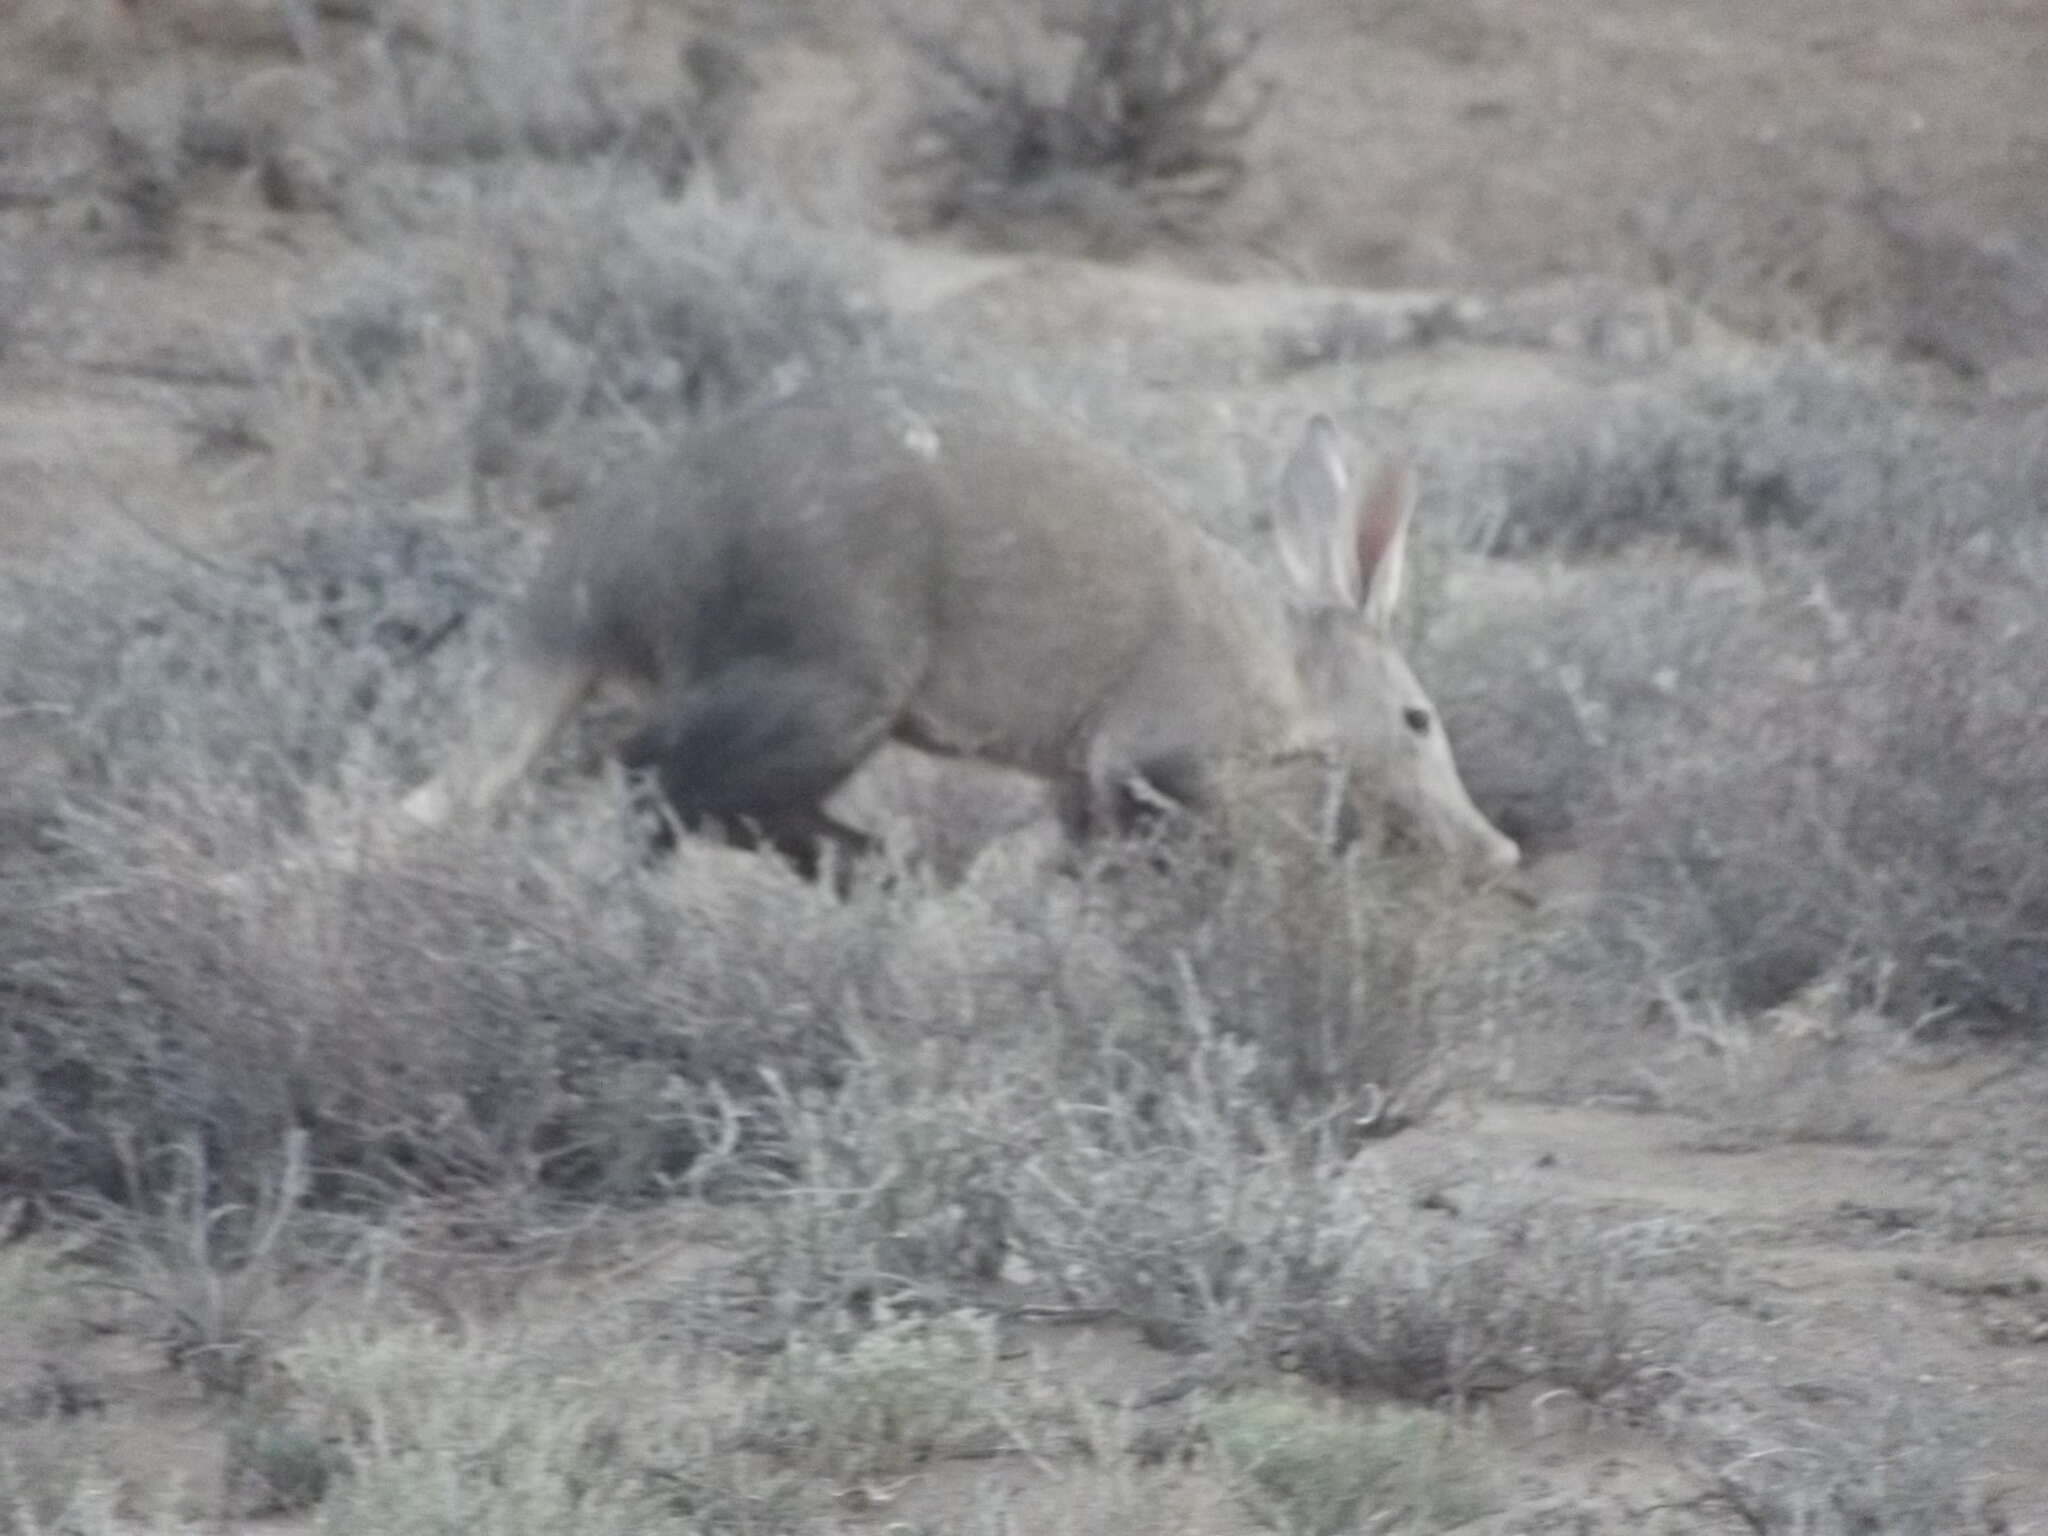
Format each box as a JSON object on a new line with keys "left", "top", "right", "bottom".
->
{"left": 1598, "top": 547, "right": 2048, "bottom": 1032}
{"left": 893, "top": 0, "right": 1269, "bottom": 252}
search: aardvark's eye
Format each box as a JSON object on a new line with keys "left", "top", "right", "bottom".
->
{"left": 1403, "top": 707, "right": 1431, "bottom": 736}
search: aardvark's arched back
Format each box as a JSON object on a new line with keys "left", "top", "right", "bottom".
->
{"left": 401, "top": 376, "right": 1518, "bottom": 878}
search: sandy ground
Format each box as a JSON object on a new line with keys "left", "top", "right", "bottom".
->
{"left": 7, "top": 1075, "right": 2044, "bottom": 1528}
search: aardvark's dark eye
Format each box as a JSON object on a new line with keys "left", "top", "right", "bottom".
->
{"left": 1403, "top": 707, "right": 1432, "bottom": 735}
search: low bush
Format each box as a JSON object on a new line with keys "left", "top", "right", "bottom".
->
{"left": 272, "top": 182, "right": 895, "bottom": 514}
{"left": 895, "top": 0, "right": 1269, "bottom": 249}
{"left": 1600, "top": 544, "right": 2048, "bottom": 1030}
{"left": 1206, "top": 1390, "right": 1500, "bottom": 1536}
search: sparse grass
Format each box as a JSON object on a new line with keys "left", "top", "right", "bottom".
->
{"left": 1240, "top": 1179, "right": 1686, "bottom": 1406}
{"left": 1422, "top": 348, "right": 2045, "bottom": 570}
{"left": 0, "top": 1241, "right": 70, "bottom": 1346}
{"left": 1929, "top": 1116, "right": 2048, "bottom": 1242}
{"left": 0, "top": 1424, "right": 110, "bottom": 1536}
{"left": 894, "top": 0, "right": 1269, "bottom": 251}
{"left": 1649, "top": 997, "right": 1885, "bottom": 1147}
{"left": 1206, "top": 1389, "right": 1500, "bottom": 1536}
{"left": 1398, "top": 347, "right": 2048, "bottom": 1037}
{"left": 1597, "top": 543, "right": 2048, "bottom": 1032}
{"left": 0, "top": 507, "right": 847, "bottom": 1210}
{"left": 45, "top": 0, "right": 734, "bottom": 284}
{"left": 370, "top": 0, "right": 629, "bottom": 166}
{"left": 222, "top": 1413, "right": 344, "bottom": 1517}
{"left": 281, "top": 1313, "right": 801, "bottom": 1535}
{"left": 743, "top": 1312, "right": 1050, "bottom": 1480}
{"left": 1684, "top": 1389, "right": 1982, "bottom": 1536}
{"left": 67, "top": 1131, "right": 313, "bottom": 1398}
{"left": 268, "top": 177, "right": 897, "bottom": 513}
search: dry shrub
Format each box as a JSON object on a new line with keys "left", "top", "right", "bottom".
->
{"left": 609, "top": 767, "right": 1560, "bottom": 1352}
{"left": 1599, "top": 546, "right": 2048, "bottom": 1032}
{"left": 741, "top": 1313, "right": 1054, "bottom": 1479}
{"left": 1419, "top": 552, "right": 1764, "bottom": 863}
{"left": 1009, "top": 1070, "right": 1686, "bottom": 1398}
{"left": 1427, "top": 456, "right": 2048, "bottom": 1040}
{"left": 1267, "top": 1187, "right": 1692, "bottom": 1405}
{"left": 271, "top": 182, "right": 894, "bottom": 514}
{"left": 1185, "top": 756, "right": 1526, "bottom": 1130}
{"left": 1431, "top": 350, "right": 2036, "bottom": 566}
{"left": 0, "top": 1421, "right": 113, "bottom": 1536}
{"left": 1205, "top": 1391, "right": 1501, "bottom": 1536}
{"left": 0, "top": 503, "right": 861, "bottom": 1211}
{"left": 368, "top": 0, "right": 630, "bottom": 165}
{"left": 36, "top": 1, "right": 691, "bottom": 271}
{"left": 233, "top": 0, "right": 679, "bottom": 175}
{"left": 894, "top": 0, "right": 1268, "bottom": 250}
{"left": 0, "top": 495, "right": 523, "bottom": 833}
{"left": 36, "top": 0, "right": 792, "bottom": 286}
{"left": 0, "top": 779, "right": 866, "bottom": 1211}
{"left": 736, "top": 991, "right": 1683, "bottom": 1406}
{"left": 1405, "top": 347, "right": 2048, "bottom": 1039}
{"left": 1681, "top": 1380, "right": 1981, "bottom": 1536}
{"left": 281, "top": 1313, "right": 799, "bottom": 1535}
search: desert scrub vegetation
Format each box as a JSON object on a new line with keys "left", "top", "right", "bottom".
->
{"left": 0, "top": 480, "right": 1551, "bottom": 1218}
{"left": 29, "top": 0, "right": 736, "bottom": 268}
{"left": 272, "top": 1311, "right": 802, "bottom": 1534}
{"left": 1601, "top": 543, "right": 2048, "bottom": 1031}
{"left": 1205, "top": 1389, "right": 1500, "bottom": 1536}
{"left": 0, "top": 428, "right": 1673, "bottom": 1455}
{"left": 740, "top": 1312, "right": 1063, "bottom": 1479}
{"left": 67, "top": 1130, "right": 314, "bottom": 1398}
{"left": 0, "top": 1427, "right": 116, "bottom": 1536}
{"left": 357, "top": 0, "right": 642, "bottom": 166}
{"left": 722, "top": 945, "right": 1683, "bottom": 1406}
{"left": 1399, "top": 347, "right": 2048, "bottom": 1037}
{"left": 2, "top": 170, "right": 1543, "bottom": 1232}
{"left": 0, "top": 490, "right": 836, "bottom": 1212}
{"left": 330, "top": 0, "right": 741, "bottom": 180}
{"left": 1416, "top": 347, "right": 2046, "bottom": 567}
{"left": 1677, "top": 1368, "right": 1985, "bottom": 1536}
{"left": 267, "top": 179, "right": 896, "bottom": 515}
{"left": 892, "top": 0, "right": 1269, "bottom": 250}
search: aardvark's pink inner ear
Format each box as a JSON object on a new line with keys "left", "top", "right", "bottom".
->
{"left": 1354, "top": 457, "right": 1416, "bottom": 634}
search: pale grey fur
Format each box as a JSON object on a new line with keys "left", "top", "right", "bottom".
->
{"left": 403, "top": 374, "right": 1518, "bottom": 875}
